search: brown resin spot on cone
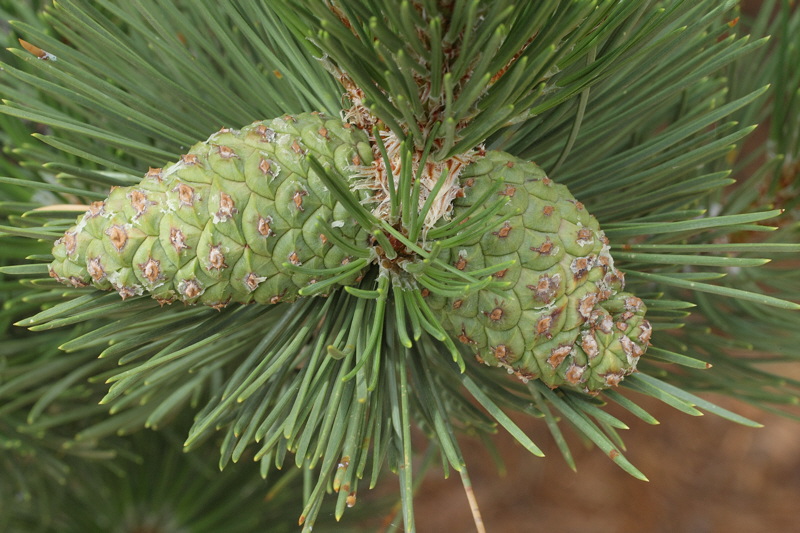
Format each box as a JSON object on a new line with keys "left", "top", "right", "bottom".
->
{"left": 491, "top": 344, "right": 512, "bottom": 364}
{"left": 253, "top": 124, "right": 276, "bottom": 142}
{"left": 209, "top": 297, "right": 231, "bottom": 311}
{"left": 453, "top": 253, "right": 468, "bottom": 270}
{"left": 512, "top": 368, "right": 537, "bottom": 383}
{"left": 85, "top": 201, "right": 105, "bottom": 218}
{"left": 602, "top": 270, "right": 622, "bottom": 289}
{"left": 602, "top": 371, "right": 625, "bottom": 387}
{"left": 547, "top": 345, "right": 572, "bottom": 369}
{"left": 638, "top": 320, "right": 653, "bottom": 345}
{"left": 105, "top": 225, "right": 128, "bottom": 252}
{"left": 169, "top": 227, "right": 189, "bottom": 253}
{"left": 172, "top": 183, "right": 196, "bottom": 207}
{"left": 578, "top": 292, "right": 598, "bottom": 320}
{"left": 49, "top": 268, "right": 64, "bottom": 283}
{"left": 570, "top": 255, "right": 594, "bottom": 282}
{"left": 116, "top": 285, "right": 140, "bottom": 299}
{"left": 180, "top": 154, "right": 201, "bottom": 166}
{"left": 269, "top": 289, "right": 287, "bottom": 304}
{"left": 317, "top": 127, "right": 329, "bottom": 140}
{"left": 620, "top": 335, "right": 644, "bottom": 362}
{"left": 542, "top": 205, "right": 555, "bottom": 217}
{"left": 625, "top": 296, "right": 644, "bottom": 312}
{"left": 452, "top": 299, "right": 464, "bottom": 309}
{"left": 244, "top": 272, "right": 265, "bottom": 292}
{"left": 576, "top": 227, "right": 594, "bottom": 245}
{"left": 531, "top": 237, "right": 554, "bottom": 256}
{"left": 594, "top": 311, "right": 614, "bottom": 334}
{"left": 146, "top": 167, "right": 163, "bottom": 182}
{"left": 598, "top": 253, "right": 612, "bottom": 272}
{"left": 581, "top": 330, "right": 600, "bottom": 359}
{"left": 179, "top": 278, "right": 203, "bottom": 299}
{"left": 216, "top": 145, "right": 238, "bottom": 159}
{"left": 494, "top": 267, "right": 509, "bottom": 278}
{"left": 539, "top": 303, "right": 564, "bottom": 337}
{"left": 66, "top": 276, "right": 88, "bottom": 288}
{"left": 457, "top": 326, "right": 476, "bottom": 345}
{"left": 492, "top": 221, "right": 513, "bottom": 239}
{"left": 138, "top": 257, "right": 163, "bottom": 283}
{"left": 207, "top": 245, "right": 228, "bottom": 270}
{"left": 128, "top": 189, "right": 154, "bottom": 219}
{"left": 527, "top": 273, "right": 560, "bottom": 304}
{"left": 565, "top": 363, "right": 585, "bottom": 385}
{"left": 216, "top": 192, "right": 238, "bottom": 221}
{"left": 498, "top": 185, "right": 516, "bottom": 197}
{"left": 60, "top": 231, "right": 78, "bottom": 256}
{"left": 485, "top": 305, "right": 504, "bottom": 322}
{"left": 291, "top": 139, "right": 306, "bottom": 156}
{"left": 536, "top": 314, "right": 554, "bottom": 338}
{"left": 257, "top": 216, "right": 274, "bottom": 237}
{"left": 287, "top": 251, "right": 302, "bottom": 266}
{"left": 293, "top": 190, "right": 308, "bottom": 212}
{"left": 87, "top": 257, "right": 106, "bottom": 281}
{"left": 258, "top": 157, "right": 277, "bottom": 177}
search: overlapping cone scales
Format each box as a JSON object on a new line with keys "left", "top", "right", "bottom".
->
{"left": 49, "top": 111, "right": 648, "bottom": 391}
{"left": 427, "top": 151, "right": 651, "bottom": 392}
{"left": 50, "top": 113, "right": 374, "bottom": 307}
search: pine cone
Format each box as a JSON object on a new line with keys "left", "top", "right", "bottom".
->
{"left": 49, "top": 112, "right": 373, "bottom": 307}
{"left": 427, "top": 151, "right": 651, "bottom": 392}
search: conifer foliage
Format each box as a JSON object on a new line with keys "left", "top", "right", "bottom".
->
{"left": 1, "top": 1, "right": 798, "bottom": 531}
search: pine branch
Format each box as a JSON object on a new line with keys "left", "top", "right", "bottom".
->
{"left": 1, "top": 1, "right": 799, "bottom": 531}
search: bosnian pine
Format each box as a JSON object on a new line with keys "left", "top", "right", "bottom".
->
{"left": 1, "top": 1, "right": 798, "bottom": 531}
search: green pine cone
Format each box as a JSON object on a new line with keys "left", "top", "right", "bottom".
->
{"left": 427, "top": 151, "right": 651, "bottom": 393}
{"left": 49, "top": 112, "right": 374, "bottom": 307}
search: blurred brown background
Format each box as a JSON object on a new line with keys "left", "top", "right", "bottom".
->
{"left": 414, "top": 395, "right": 799, "bottom": 532}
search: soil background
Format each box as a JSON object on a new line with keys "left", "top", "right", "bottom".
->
{"left": 413, "top": 395, "right": 799, "bottom": 533}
